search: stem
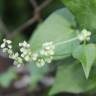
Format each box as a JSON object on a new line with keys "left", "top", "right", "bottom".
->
{"left": 55, "top": 37, "right": 78, "bottom": 46}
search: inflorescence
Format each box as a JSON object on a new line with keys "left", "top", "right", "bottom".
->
{"left": 0, "top": 29, "right": 91, "bottom": 68}
{"left": 78, "top": 29, "right": 91, "bottom": 42}
{"left": 1, "top": 40, "right": 55, "bottom": 68}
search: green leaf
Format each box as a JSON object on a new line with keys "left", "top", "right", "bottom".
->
{"left": 26, "top": 63, "right": 48, "bottom": 88}
{"left": 62, "top": 0, "right": 96, "bottom": 30}
{"left": 0, "top": 0, "right": 4, "bottom": 16}
{"left": 29, "top": 8, "right": 79, "bottom": 60}
{"left": 28, "top": 8, "right": 79, "bottom": 89}
{"left": 50, "top": 61, "right": 96, "bottom": 95}
{"left": 0, "top": 68, "right": 16, "bottom": 87}
{"left": 72, "top": 44, "right": 96, "bottom": 78}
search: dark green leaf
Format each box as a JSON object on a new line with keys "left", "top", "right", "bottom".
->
{"left": 0, "top": 0, "right": 4, "bottom": 16}
{"left": 62, "top": 0, "right": 96, "bottom": 30}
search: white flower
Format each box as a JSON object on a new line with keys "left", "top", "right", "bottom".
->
{"left": 19, "top": 41, "right": 30, "bottom": 48}
{"left": 9, "top": 52, "right": 23, "bottom": 68}
{"left": 32, "top": 53, "right": 38, "bottom": 61}
{"left": 0, "top": 39, "right": 13, "bottom": 58}
{"left": 78, "top": 29, "right": 91, "bottom": 41}
{"left": 42, "top": 41, "right": 55, "bottom": 56}
{"left": 1, "top": 43, "right": 5, "bottom": 48}
{"left": 19, "top": 41, "right": 32, "bottom": 62}
{"left": 8, "top": 45, "right": 12, "bottom": 49}
{"left": 16, "top": 64, "right": 22, "bottom": 68}
{"left": 0, "top": 39, "right": 55, "bottom": 68}
{"left": 30, "top": 41, "right": 55, "bottom": 67}
{"left": 24, "top": 55, "right": 31, "bottom": 61}
{"left": 13, "top": 56, "right": 23, "bottom": 67}
{"left": 11, "top": 52, "right": 19, "bottom": 59}
{"left": 3, "top": 39, "right": 12, "bottom": 44}
{"left": 36, "top": 59, "right": 45, "bottom": 67}
{"left": 43, "top": 42, "right": 55, "bottom": 50}
{"left": 1, "top": 39, "right": 12, "bottom": 48}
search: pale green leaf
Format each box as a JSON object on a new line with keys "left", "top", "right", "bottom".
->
{"left": 29, "top": 8, "right": 79, "bottom": 60}
{"left": 0, "top": 68, "right": 16, "bottom": 87}
{"left": 72, "top": 44, "right": 96, "bottom": 78}
{"left": 50, "top": 61, "right": 96, "bottom": 95}
{"left": 28, "top": 8, "right": 79, "bottom": 88}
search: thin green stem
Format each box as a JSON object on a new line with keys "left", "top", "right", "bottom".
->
{"left": 55, "top": 37, "right": 78, "bottom": 46}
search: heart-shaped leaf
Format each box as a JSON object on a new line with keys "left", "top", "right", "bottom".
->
{"left": 28, "top": 8, "right": 79, "bottom": 88}
{"left": 72, "top": 44, "right": 96, "bottom": 78}
{"left": 50, "top": 60, "right": 96, "bottom": 95}
{"left": 29, "top": 8, "right": 79, "bottom": 60}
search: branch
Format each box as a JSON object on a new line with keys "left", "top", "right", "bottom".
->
{"left": 7, "top": 0, "right": 53, "bottom": 39}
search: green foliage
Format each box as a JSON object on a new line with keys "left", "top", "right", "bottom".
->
{"left": 29, "top": 3, "right": 96, "bottom": 94}
{"left": 29, "top": 8, "right": 79, "bottom": 60}
{"left": 1, "top": 0, "right": 96, "bottom": 95}
{"left": 72, "top": 44, "right": 96, "bottom": 78}
{"left": 50, "top": 61, "right": 96, "bottom": 95}
{"left": 0, "top": 0, "right": 4, "bottom": 16}
{"left": 26, "top": 63, "right": 48, "bottom": 89}
{"left": 0, "top": 68, "right": 16, "bottom": 87}
{"left": 29, "top": 8, "right": 80, "bottom": 91}
{"left": 62, "top": 0, "right": 96, "bottom": 30}
{"left": 47, "top": 0, "right": 96, "bottom": 95}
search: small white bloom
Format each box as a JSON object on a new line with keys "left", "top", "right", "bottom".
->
{"left": 14, "top": 62, "right": 22, "bottom": 68}
{"left": 13, "top": 52, "right": 19, "bottom": 58}
{"left": 32, "top": 53, "right": 38, "bottom": 61}
{"left": 36, "top": 59, "right": 45, "bottom": 67}
{"left": 34, "top": 41, "right": 55, "bottom": 66}
{"left": 1, "top": 43, "right": 5, "bottom": 48}
{"left": 8, "top": 45, "right": 12, "bottom": 49}
{"left": 40, "top": 42, "right": 55, "bottom": 56}
{"left": 40, "top": 50, "right": 47, "bottom": 56}
{"left": 19, "top": 41, "right": 30, "bottom": 48}
{"left": 78, "top": 29, "right": 91, "bottom": 42}
{"left": 3, "top": 39, "right": 12, "bottom": 44}
{"left": 15, "top": 57, "right": 23, "bottom": 64}
{"left": 43, "top": 42, "right": 55, "bottom": 50}
{"left": 1, "top": 39, "right": 13, "bottom": 58}
{"left": 6, "top": 40, "right": 12, "bottom": 44}
{"left": 16, "top": 64, "right": 22, "bottom": 68}
{"left": 24, "top": 55, "right": 31, "bottom": 61}
{"left": 8, "top": 49, "right": 13, "bottom": 55}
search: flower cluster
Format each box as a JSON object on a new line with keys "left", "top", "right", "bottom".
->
{"left": 0, "top": 39, "right": 23, "bottom": 68}
{"left": 0, "top": 29, "right": 91, "bottom": 68}
{"left": 33, "top": 42, "right": 55, "bottom": 67}
{"left": 1, "top": 39, "right": 12, "bottom": 55}
{"left": 19, "top": 41, "right": 32, "bottom": 62}
{"left": 78, "top": 29, "right": 91, "bottom": 42}
{"left": 11, "top": 52, "right": 23, "bottom": 68}
{"left": 0, "top": 39, "right": 55, "bottom": 68}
